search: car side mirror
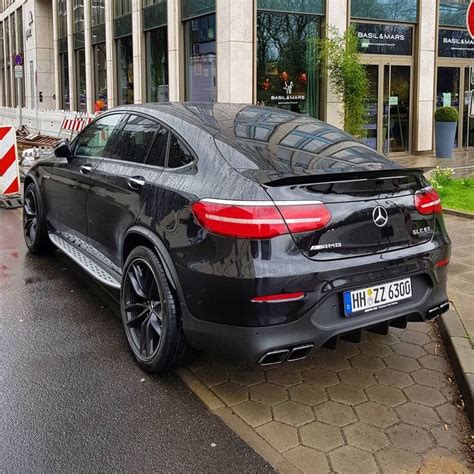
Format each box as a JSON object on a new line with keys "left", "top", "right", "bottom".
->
{"left": 54, "top": 139, "right": 72, "bottom": 159}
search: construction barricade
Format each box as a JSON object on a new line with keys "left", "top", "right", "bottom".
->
{"left": 0, "top": 125, "right": 22, "bottom": 209}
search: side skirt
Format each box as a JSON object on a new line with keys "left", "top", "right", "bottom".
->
{"left": 49, "top": 233, "right": 121, "bottom": 290}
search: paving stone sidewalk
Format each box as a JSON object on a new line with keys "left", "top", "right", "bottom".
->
{"left": 445, "top": 215, "right": 474, "bottom": 345}
{"left": 441, "top": 215, "right": 474, "bottom": 429}
{"left": 182, "top": 318, "right": 472, "bottom": 473}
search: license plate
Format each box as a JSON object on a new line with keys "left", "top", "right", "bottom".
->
{"left": 343, "top": 278, "right": 412, "bottom": 317}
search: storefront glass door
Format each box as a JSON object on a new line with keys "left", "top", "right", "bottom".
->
{"left": 361, "top": 65, "right": 379, "bottom": 150}
{"left": 436, "top": 64, "right": 474, "bottom": 149}
{"left": 436, "top": 67, "right": 460, "bottom": 147}
{"left": 463, "top": 67, "right": 474, "bottom": 148}
{"left": 383, "top": 65, "right": 411, "bottom": 154}
{"left": 362, "top": 63, "right": 412, "bottom": 155}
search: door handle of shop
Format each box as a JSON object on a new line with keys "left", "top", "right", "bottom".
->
{"left": 80, "top": 164, "right": 92, "bottom": 174}
{"left": 128, "top": 176, "right": 145, "bottom": 190}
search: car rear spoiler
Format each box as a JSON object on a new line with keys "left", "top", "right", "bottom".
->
{"left": 263, "top": 168, "right": 426, "bottom": 187}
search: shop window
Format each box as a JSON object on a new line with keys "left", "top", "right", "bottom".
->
{"left": 143, "top": 0, "right": 167, "bottom": 30}
{"left": 60, "top": 53, "right": 69, "bottom": 110}
{"left": 439, "top": 0, "right": 469, "bottom": 27}
{"left": 351, "top": 0, "right": 418, "bottom": 23}
{"left": 116, "top": 35, "right": 134, "bottom": 105}
{"left": 354, "top": 23, "right": 414, "bottom": 56}
{"left": 256, "top": 11, "right": 321, "bottom": 118}
{"left": 257, "top": 0, "right": 324, "bottom": 15}
{"left": 181, "top": 0, "right": 215, "bottom": 21}
{"left": 92, "top": 0, "right": 105, "bottom": 26}
{"left": 58, "top": 0, "right": 67, "bottom": 39}
{"left": 146, "top": 26, "right": 168, "bottom": 102}
{"left": 76, "top": 48, "right": 86, "bottom": 112}
{"left": 93, "top": 43, "right": 107, "bottom": 111}
{"left": 115, "top": 0, "right": 132, "bottom": 17}
{"left": 184, "top": 14, "right": 216, "bottom": 102}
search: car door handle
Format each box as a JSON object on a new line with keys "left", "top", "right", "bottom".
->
{"left": 128, "top": 176, "right": 145, "bottom": 190}
{"left": 80, "top": 164, "right": 92, "bottom": 174}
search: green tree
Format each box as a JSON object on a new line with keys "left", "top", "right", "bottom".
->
{"left": 318, "top": 26, "right": 369, "bottom": 136}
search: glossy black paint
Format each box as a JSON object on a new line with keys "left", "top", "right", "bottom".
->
{"left": 26, "top": 103, "right": 451, "bottom": 363}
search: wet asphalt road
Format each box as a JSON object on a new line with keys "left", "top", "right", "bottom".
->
{"left": 0, "top": 209, "right": 272, "bottom": 473}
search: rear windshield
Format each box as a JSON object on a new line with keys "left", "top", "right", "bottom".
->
{"left": 216, "top": 120, "right": 396, "bottom": 175}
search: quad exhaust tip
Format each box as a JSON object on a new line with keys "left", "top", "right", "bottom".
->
{"left": 427, "top": 301, "right": 450, "bottom": 320}
{"left": 258, "top": 344, "right": 314, "bottom": 366}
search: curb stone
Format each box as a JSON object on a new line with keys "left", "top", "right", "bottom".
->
{"left": 438, "top": 309, "right": 474, "bottom": 428}
{"left": 443, "top": 208, "right": 474, "bottom": 220}
{"left": 177, "top": 368, "right": 284, "bottom": 470}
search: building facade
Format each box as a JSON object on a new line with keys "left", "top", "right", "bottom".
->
{"left": 0, "top": 0, "right": 473, "bottom": 155}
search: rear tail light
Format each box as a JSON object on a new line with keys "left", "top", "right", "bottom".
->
{"left": 414, "top": 187, "right": 442, "bottom": 215}
{"left": 436, "top": 258, "right": 449, "bottom": 267}
{"left": 191, "top": 199, "right": 332, "bottom": 239}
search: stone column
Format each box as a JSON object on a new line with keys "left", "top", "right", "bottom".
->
{"left": 66, "top": 0, "right": 76, "bottom": 111}
{"left": 324, "top": 0, "right": 348, "bottom": 129}
{"left": 84, "top": 0, "right": 94, "bottom": 113}
{"left": 52, "top": 0, "right": 61, "bottom": 110}
{"left": 167, "top": 0, "right": 183, "bottom": 101}
{"left": 9, "top": 15, "right": 16, "bottom": 108}
{"left": 415, "top": 0, "right": 437, "bottom": 152}
{"left": 132, "top": 0, "right": 145, "bottom": 103}
{"left": 3, "top": 16, "right": 9, "bottom": 107}
{"left": 216, "top": 0, "right": 254, "bottom": 103}
{"left": 105, "top": 0, "right": 115, "bottom": 108}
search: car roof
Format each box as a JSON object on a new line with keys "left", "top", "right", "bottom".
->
{"left": 112, "top": 103, "right": 399, "bottom": 177}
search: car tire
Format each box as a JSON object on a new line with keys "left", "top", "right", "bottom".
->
{"left": 121, "top": 245, "right": 192, "bottom": 373}
{"left": 23, "top": 182, "right": 53, "bottom": 254}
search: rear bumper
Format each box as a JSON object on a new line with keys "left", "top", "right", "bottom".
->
{"left": 182, "top": 272, "right": 449, "bottom": 364}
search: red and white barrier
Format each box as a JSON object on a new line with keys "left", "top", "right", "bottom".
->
{"left": 0, "top": 126, "right": 20, "bottom": 196}
{"left": 60, "top": 116, "right": 93, "bottom": 132}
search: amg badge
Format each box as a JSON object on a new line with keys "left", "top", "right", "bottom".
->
{"left": 310, "top": 242, "right": 342, "bottom": 251}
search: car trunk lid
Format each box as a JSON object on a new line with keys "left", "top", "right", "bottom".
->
{"left": 263, "top": 170, "right": 436, "bottom": 261}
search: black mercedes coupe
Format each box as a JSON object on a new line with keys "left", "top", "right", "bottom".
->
{"left": 23, "top": 103, "right": 451, "bottom": 373}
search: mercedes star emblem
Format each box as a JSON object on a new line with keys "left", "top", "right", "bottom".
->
{"left": 372, "top": 206, "right": 389, "bottom": 227}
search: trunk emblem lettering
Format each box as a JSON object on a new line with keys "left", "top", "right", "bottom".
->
{"left": 310, "top": 242, "right": 342, "bottom": 251}
{"left": 373, "top": 206, "right": 389, "bottom": 227}
{"left": 413, "top": 226, "right": 431, "bottom": 235}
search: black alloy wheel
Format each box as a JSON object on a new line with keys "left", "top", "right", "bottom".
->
{"left": 23, "top": 183, "right": 52, "bottom": 254}
{"left": 23, "top": 187, "right": 38, "bottom": 248}
{"left": 121, "top": 246, "right": 191, "bottom": 372}
{"left": 123, "top": 258, "right": 164, "bottom": 360}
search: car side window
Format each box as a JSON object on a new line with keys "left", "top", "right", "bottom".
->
{"left": 145, "top": 126, "right": 169, "bottom": 167}
{"left": 167, "top": 132, "right": 194, "bottom": 168}
{"left": 108, "top": 114, "right": 157, "bottom": 163}
{"left": 75, "top": 114, "right": 123, "bottom": 157}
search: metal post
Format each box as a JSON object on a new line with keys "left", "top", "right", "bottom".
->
{"left": 35, "top": 68, "right": 39, "bottom": 133}
{"left": 468, "top": 67, "right": 472, "bottom": 149}
{"left": 16, "top": 76, "right": 22, "bottom": 127}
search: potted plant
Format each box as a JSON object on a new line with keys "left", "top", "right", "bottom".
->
{"left": 435, "top": 107, "right": 458, "bottom": 158}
